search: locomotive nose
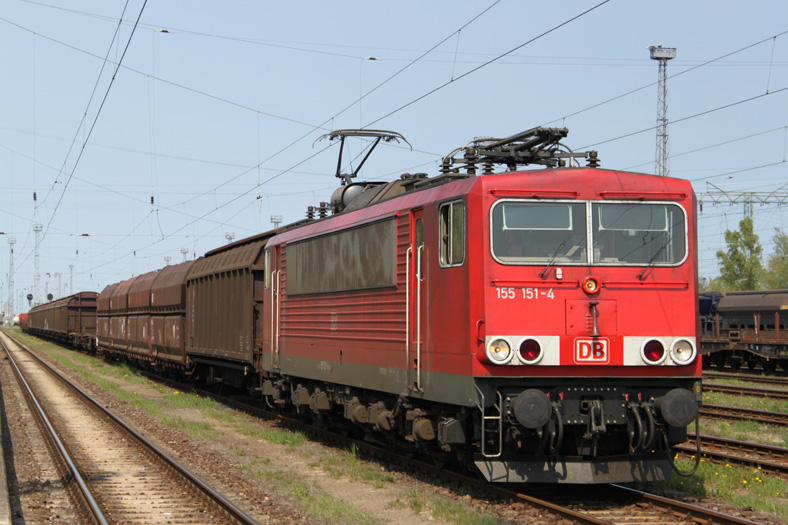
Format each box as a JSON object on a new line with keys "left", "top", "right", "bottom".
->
{"left": 510, "top": 389, "right": 552, "bottom": 429}
{"left": 655, "top": 388, "right": 698, "bottom": 427}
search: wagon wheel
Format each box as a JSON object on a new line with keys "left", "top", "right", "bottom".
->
{"left": 763, "top": 360, "right": 778, "bottom": 373}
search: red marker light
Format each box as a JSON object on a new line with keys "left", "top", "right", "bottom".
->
{"left": 642, "top": 340, "right": 666, "bottom": 364}
{"left": 519, "top": 339, "right": 542, "bottom": 364}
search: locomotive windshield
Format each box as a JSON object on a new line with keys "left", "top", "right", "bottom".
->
{"left": 491, "top": 200, "right": 686, "bottom": 266}
{"left": 492, "top": 202, "right": 587, "bottom": 263}
{"left": 592, "top": 203, "right": 685, "bottom": 265}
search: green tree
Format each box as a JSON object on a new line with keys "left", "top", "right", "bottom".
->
{"left": 763, "top": 228, "right": 788, "bottom": 289}
{"left": 699, "top": 275, "right": 724, "bottom": 292}
{"left": 715, "top": 217, "right": 762, "bottom": 291}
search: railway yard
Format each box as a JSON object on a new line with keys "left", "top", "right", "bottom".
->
{"left": 0, "top": 327, "right": 785, "bottom": 525}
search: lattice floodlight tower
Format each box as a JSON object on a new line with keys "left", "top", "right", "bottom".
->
{"left": 33, "top": 223, "right": 42, "bottom": 306}
{"left": 649, "top": 45, "right": 676, "bottom": 177}
{"left": 7, "top": 238, "right": 15, "bottom": 318}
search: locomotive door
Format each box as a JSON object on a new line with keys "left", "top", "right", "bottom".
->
{"left": 266, "top": 246, "right": 282, "bottom": 372}
{"left": 408, "top": 209, "right": 425, "bottom": 393}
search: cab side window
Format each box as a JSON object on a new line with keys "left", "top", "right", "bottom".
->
{"left": 440, "top": 201, "right": 465, "bottom": 267}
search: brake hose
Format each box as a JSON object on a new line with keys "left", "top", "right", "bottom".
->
{"left": 666, "top": 416, "right": 701, "bottom": 477}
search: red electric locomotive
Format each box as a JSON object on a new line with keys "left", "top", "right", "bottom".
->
{"left": 73, "top": 127, "right": 699, "bottom": 484}
{"left": 258, "top": 128, "right": 701, "bottom": 483}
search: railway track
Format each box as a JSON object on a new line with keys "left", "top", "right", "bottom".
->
{"left": 0, "top": 331, "right": 258, "bottom": 524}
{"left": 703, "top": 382, "right": 788, "bottom": 400}
{"left": 701, "top": 403, "right": 788, "bottom": 426}
{"left": 676, "top": 433, "right": 788, "bottom": 477}
{"left": 705, "top": 370, "right": 788, "bottom": 387}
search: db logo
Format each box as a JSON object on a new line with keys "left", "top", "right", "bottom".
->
{"left": 574, "top": 338, "right": 610, "bottom": 364}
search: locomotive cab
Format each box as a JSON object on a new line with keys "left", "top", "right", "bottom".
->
{"left": 471, "top": 168, "right": 701, "bottom": 483}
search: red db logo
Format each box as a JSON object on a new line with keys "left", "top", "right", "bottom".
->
{"left": 574, "top": 338, "right": 609, "bottom": 364}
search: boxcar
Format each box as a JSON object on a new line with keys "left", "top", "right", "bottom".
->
{"left": 701, "top": 289, "right": 788, "bottom": 372}
{"left": 96, "top": 261, "right": 195, "bottom": 367}
{"left": 25, "top": 292, "right": 98, "bottom": 350}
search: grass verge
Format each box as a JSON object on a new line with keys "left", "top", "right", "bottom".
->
{"left": 645, "top": 456, "right": 788, "bottom": 520}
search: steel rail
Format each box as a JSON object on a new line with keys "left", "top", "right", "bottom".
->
{"left": 704, "top": 370, "right": 788, "bottom": 386}
{"left": 3, "top": 330, "right": 259, "bottom": 525}
{"left": 0, "top": 334, "right": 109, "bottom": 525}
{"left": 607, "top": 485, "right": 761, "bottom": 525}
{"left": 678, "top": 433, "right": 788, "bottom": 475}
{"left": 704, "top": 382, "right": 788, "bottom": 400}
{"left": 701, "top": 403, "right": 788, "bottom": 426}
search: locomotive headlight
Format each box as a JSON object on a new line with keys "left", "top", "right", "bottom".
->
{"left": 641, "top": 339, "right": 667, "bottom": 365}
{"left": 582, "top": 276, "right": 600, "bottom": 295}
{"left": 518, "top": 338, "right": 543, "bottom": 364}
{"left": 670, "top": 338, "right": 696, "bottom": 365}
{"left": 487, "top": 338, "right": 514, "bottom": 364}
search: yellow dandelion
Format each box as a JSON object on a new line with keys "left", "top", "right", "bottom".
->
{"left": 742, "top": 480, "right": 748, "bottom": 485}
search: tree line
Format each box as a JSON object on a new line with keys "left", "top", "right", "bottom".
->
{"left": 702, "top": 217, "right": 788, "bottom": 292}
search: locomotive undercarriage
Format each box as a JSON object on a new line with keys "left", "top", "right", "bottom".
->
{"left": 473, "top": 380, "right": 699, "bottom": 483}
{"left": 258, "top": 374, "right": 700, "bottom": 483}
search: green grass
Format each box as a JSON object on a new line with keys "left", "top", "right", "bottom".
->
{"left": 159, "top": 414, "right": 216, "bottom": 440}
{"left": 701, "top": 392, "right": 788, "bottom": 447}
{"left": 239, "top": 422, "right": 307, "bottom": 447}
{"left": 238, "top": 465, "right": 379, "bottom": 524}
{"left": 390, "top": 487, "right": 501, "bottom": 524}
{"left": 645, "top": 456, "right": 788, "bottom": 519}
{"left": 702, "top": 418, "right": 788, "bottom": 448}
{"left": 281, "top": 477, "right": 376, "bottom": 524}
{"left": 704, "top": 391, "right": 788, "bottom": 413}
{"left": 319, "top": 445, "right": 395, "bottom": 487}
{"left": 432, "top": 498, "right": 501, "bottom": 525}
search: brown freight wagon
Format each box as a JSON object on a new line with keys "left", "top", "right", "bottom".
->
{"left": 25, "top": 292, "right": 98, "bottom": 350}
{"left": 96, "top": 261, "right": 195, "bottom": 368}
{"left": 185, "top": 230, "right": 286, "bottom": 390}
{"left": 701, "top": 289, "right": 788, "bottom": 372}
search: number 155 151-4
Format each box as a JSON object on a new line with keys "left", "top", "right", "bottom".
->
{"left": 496, "top": 287, "right": 554, "bottom": 300}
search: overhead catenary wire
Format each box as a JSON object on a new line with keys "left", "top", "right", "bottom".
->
{"left": 167, "top": 1, "right": 505, "bottom": 208}
{"left": 580, "top": 86, "right": 788, "bottom": 150}
{"left": 127, "top": 0, "right": 609, "bottom": 261}
{"left": 7, "top": 4, "right": 787, "bottom": 290}
{"left": 544, "top": 30, "right": 788, "bottom": 128}
{"left": 364, "top": 0, "right": 612, "bottom": 128}
{"left": 12, "top": 0, "right": 149, "bottom": 281}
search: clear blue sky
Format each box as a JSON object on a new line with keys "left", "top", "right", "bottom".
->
{"left": 1, "top": 0, "right": 787, "bottom": 311}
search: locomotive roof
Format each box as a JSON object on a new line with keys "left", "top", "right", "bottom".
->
{"left": 265, "top": 166, "right": 695, "bottom": 248}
